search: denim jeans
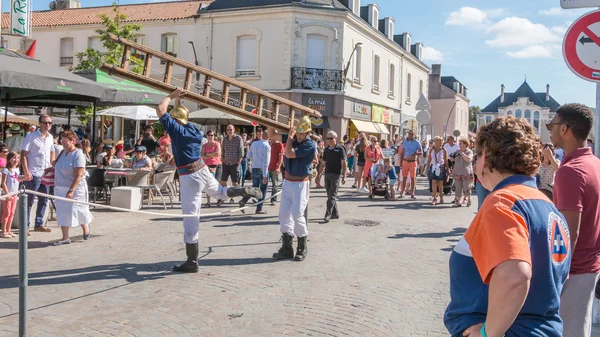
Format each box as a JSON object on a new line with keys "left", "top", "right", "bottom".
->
{"left": 268, "top": 170, "right": 279, "bottom": 202}
{"left": 239, "top": 158, "right": 248, "bottom": 186}
{"left": 24, "top": 176, "right": 49, "bottom": 228}
{"left": 476, "top": 182, "right": 491, "bottom": 210}
{"left": 241, "top": 168, "right": 268, "bottom": 212}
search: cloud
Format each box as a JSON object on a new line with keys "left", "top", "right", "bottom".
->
{"left": 445, "top": 7, "right": 507, "bottom": 27}
{"left": 422, "top": 46, "right": 444, "bottom": 62}
{"left": 506, "top": 45, "right": 560, "bottom": 59}
{"left": 539, "top": 7, "right": 588, "bottom": 17}
{"left": 446, "top": 7, "right": 489, "bottom": 27}
{"left": 485, "top": 17, "right": 561, "bottom": 48}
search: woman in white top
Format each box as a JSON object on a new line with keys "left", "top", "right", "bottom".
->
{"left": 539, "top": 143, "right": 560, "bottom": 200}
{"left": 53, "top": 131, "right": 93, "bottom": 246}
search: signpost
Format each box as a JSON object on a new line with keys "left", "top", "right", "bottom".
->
{"left": 562, "top": 9, "right": 600, "bottom": 158}
{"left": 561, "top": 0, "right": 600, "bottom": 9}
{"left": 10, "top": 0, "right": 31, "bottom": 37}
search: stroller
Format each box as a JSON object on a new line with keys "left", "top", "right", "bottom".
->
{"left": 369, "top": 160, "right": 391, "bottom": 200}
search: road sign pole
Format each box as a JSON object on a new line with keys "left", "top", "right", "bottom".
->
{"left": 595, "top": 83, "right": 600, "bottom": 158}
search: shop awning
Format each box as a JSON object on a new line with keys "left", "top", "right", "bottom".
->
{"left": 351, "top": 119, "right": 382, "bottom": 134}
{"left": 374, "top": 122, "right": 390, "bottom": 134}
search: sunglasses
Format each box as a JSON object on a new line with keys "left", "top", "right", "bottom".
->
{"left": 41, "top": 121, "right": 52, "bottom": 125}
{"left": 327, "top": 137, "right": 334, "bottom": 140}
{"left": 546, "top": 122, "right": 566, "bottom": 131}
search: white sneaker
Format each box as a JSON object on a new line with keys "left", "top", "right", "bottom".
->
{"left": 359, "top": 187, "right": 369, "bottom": 194}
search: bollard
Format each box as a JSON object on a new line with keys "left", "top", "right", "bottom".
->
{"left": 18, "top": 193, "right": 28, "bottom": 337}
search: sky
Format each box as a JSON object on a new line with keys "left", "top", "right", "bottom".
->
{"left": 2, "top": 0, "right": 598, "bottom": 108}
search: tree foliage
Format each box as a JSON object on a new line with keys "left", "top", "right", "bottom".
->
{"left": 71, "top": 3, "right": 144, "bottom": 124}
{"left": 469, "top": 105, "right": 480, "bottom": 132}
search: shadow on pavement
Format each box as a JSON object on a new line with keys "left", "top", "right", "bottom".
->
{"left": 0, "top": 262, "right": 174, "bottom": 291}
{"left": 388, "top": 227, "right": 466, "bottom": 239}
{"left": 0, "top": 240, "right": 50, "bottom": 250}
{"left": 199, "top": 257, "right": 277, "bottom": 266}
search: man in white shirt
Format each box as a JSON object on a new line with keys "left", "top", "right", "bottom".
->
{"left": 240, "top": 127, "right": 270, "bottom": 214}
{"left": 21, "top": 114, "right": 55, "bottom": 232}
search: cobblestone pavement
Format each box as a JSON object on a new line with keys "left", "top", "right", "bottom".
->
{"left": 0, "top": 177, "right": 597, "bottom": 336}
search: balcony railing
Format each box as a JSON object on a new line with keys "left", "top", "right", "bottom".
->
{"left": 59, "top": 56, "right": 73, "bottom": 66}
{"left": 291, "top": 67, "right": 343, "bottom": 91}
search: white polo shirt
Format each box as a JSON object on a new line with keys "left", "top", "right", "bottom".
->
{"left": 22, "top": 130, "right": 54, "bottom": 177}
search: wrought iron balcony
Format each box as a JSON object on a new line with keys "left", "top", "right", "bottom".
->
{"left": 59, "top": 56, "right": 73, "bottom": 66}
{"left": 291, "top": 67, "right": 343, "bottom": 91}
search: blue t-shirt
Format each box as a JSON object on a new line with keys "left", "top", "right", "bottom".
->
{"left": 160, "top": 113, "right": 203, "bottom": 167}
{"left": 282, "top": 134, "right": 316, "bottom": 177}
{"left": 444, "top": 175, "right": 571, "bottom": 337}
{"left": 402, "top": 139, "right": 422, "bottom": 158}
{"left": 387, "top": 165, "right": 398, "bottom": 179}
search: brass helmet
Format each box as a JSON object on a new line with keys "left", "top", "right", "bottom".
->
{"left": 170, "top": 105, "right": 189, "bottom": 125}
{"left": 296, "top": 115, "right": 312, "bottom": 133}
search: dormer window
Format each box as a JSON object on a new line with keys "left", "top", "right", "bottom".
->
{"left": 353, "top": 0, "right": 360, "bottom": 15}
{"left": 388, "top": 20, "right": 394, "bottom": 39}
{"left": 372, "top": 7, "right": 379, "bottom": 29}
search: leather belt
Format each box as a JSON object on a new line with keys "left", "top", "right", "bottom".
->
{"left": 404, "top": 159, "right": 416, "bottom": 163}
{"left": 177, "top": 159, "right": 206, "bottom": 176}
{"left": 285, "top": 174, "right": 309, "bottom": 182}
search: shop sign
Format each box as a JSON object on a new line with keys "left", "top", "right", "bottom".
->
{"left": 349, "top": 100, "right": 371, "bottom": 120}
{"left": 302, "top": 94, "right": 333, "bottom": 116}
{"left": 372, "top": 104, "right": 390, "bottom": 124}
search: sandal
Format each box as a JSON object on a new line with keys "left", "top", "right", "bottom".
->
{"left": 0, "top": 233, "right": 10, "bottom": 239}
{"left": 53, "top": 239, "right": 71, "bottom": 246}
{"left": 204, "top": 203, "right": 211, "bottom": 208}
{"left": 411, "top": 195, "right": 416, "bottom": 199}
{"left": 452, "top": 203, "right": 462, "bottom": 207}
{"left": 466, "top": 200, "right": 472, "bottom": 207}
{"left": 431, "top": 197, "right": 437, "bottom": 206}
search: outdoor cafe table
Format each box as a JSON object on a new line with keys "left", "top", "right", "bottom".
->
{"left": 106, "top": 167, "right": 136, "bottom": 186}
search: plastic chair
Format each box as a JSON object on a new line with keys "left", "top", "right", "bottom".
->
{"left": 142, "top": 170, "right": 176, "bottom": 209}
{"left": 127, "top": 170, "right": 152, "bottom": 187}
{"left": 86, "top": 167, "right": 109, "bottom": 204}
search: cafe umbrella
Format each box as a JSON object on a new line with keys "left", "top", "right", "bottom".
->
{"left": 0, "top": 50, "right": 115, "bottom": 140}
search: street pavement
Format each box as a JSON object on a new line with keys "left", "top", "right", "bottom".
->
{"left": 0, "top": 177, "right": 598, "bottom": 336}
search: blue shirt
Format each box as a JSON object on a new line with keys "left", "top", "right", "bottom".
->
{"left": 247, "top": 139, "right": 271, "bottom": 177}
{"left": 444, "top": 175, "right": 571, "bottom": 337}
{"left": 160, "top": 113, "right": 203, "bottom": 167}
{"left": 282, "top": 134, "right": 316, "bottom": 177}
{"left": 402, "top": 139, "right": 422, "bottom": 158}
{"left": 387, "top": 165, "right": 398, "bottom": 179}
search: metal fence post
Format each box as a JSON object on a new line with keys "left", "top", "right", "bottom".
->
{"left": 18, "top": 193, "right": 28, "bottom": 337}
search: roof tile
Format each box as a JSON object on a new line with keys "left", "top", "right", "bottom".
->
{"left": 1, "top": 1, "right": 211, "bottom": 29}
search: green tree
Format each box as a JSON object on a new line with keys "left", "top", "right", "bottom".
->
{"left": 469, "top": 105, "right": 480, "bottom": 132}
{"left": 72, "top": 3, "right": 144, "bottom": 124}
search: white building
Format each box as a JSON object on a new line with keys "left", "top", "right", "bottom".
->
{"left": 478, "top": 81, "right": 560, "bottom": 143}
{"left": 1, "top": 0, "right": 431, "bottom": 139}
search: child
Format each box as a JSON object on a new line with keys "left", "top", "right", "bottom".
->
{"left": 374, "top": 162, "right": 387, "bottom": 186}
{"left": 384, "top": 157, "right": 398, "bottom": 200}
{"left": 1, "top": 152, "right": 25, "bottom": 238}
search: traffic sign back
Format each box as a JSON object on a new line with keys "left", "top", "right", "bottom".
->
{"left": 563, "top": 10, "right": 600, "bottom": 82}
{"left": 561, "top": 0, "right": 600, "bottom": 9}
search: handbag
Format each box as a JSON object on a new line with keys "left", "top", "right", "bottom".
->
{"left": 41, "top": 150, "right": 64, "bottom": 187}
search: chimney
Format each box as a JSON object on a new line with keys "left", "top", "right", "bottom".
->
{"left": 430, "top": 64, "right": 441, "bottom": 84}
{"left": 546, "top": 84, "right": 550, "bottom": 101}
{"left": 500, "top": 84, "right": 505, "bottom": 103}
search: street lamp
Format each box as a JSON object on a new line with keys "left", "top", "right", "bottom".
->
{"left": 188, "top": 41, "right": 200, "bottom": 81}
{"left": 343, "top": 42, "right": 363, "bottom": 85}
{"left": 443, "top": 99, "right": 460, "bottom": 139}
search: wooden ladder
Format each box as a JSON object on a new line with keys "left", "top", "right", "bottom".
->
{"left": 100, "top": 34, "right": 322, "bottom": 131}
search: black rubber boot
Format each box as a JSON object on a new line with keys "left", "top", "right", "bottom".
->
{"left": 227, "top": 186, "right": 263, "bottom": 200}
{"left": 272, "top": 233, "right": 294, "bottom": 260}
{"left": 294, "top": 236, "right": 307, "bottom": 262}
{"left": 173, "top": 243, "right": 199, "bottom": 273}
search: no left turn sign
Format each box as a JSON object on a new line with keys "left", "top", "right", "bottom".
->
{"left": 564, "top": 10, "right": 600, "bottom": 82}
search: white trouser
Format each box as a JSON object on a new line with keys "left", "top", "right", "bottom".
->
{"left": 278, "top": 179, "right": 310, "bottom": 238}
{"left": 180, "top": 166, "right": 229, "bottom": 244}
{"left": 561, "top": 272, "right": 600, "bottom": 337}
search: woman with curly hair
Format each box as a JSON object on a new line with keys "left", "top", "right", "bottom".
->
{"left": 444, "top": 116, "right": 572, "bottom": 337}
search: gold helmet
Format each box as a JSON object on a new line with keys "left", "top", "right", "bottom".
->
{"left": 296, "top": 115, "right": 312, "bottom": 133}
{"left": 170, "top": 105, "right": 189, "bottom": 125}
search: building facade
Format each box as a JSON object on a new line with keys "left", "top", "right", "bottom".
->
{"left": 427, "top": 64, "right": 469, "bottom": 139}
{"left": 479, "top": 81, "right": 560, "bottom": 143}
{"left": 1, "top": 0, "right": 431, "bottom": 140}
